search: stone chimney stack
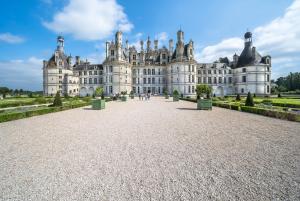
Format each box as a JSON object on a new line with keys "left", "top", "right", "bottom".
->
{"left": 154, "top": 40, "right": 158, "bottom": 51}
{"left": 169, "top": 39, "right": 174, "bottom": 53}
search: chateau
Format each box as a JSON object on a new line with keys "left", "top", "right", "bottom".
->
{"left": 43, "top": 30, "right": 271, "bottom": 97}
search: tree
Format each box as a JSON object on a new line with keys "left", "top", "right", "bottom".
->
{"left": 0, "top": 87, "right": 10, "bottom": 98}
{"left": 245, "top": 92, "right": 254, "bottom": 107}
{"left": 236, "top": 94, "right": 241, "bottom": 101}
{"left": 275, "top": 72, "right": 300, "bottom": 91}
{"left": 173, "top": 89, "right": 179, "bottom": 97}
{"left": 196, "top": 84, "right": 212, "bottom": 99}
{"left": 53, "top": 91, "right": 62, "bottom": 107}
{"left": 95, "top": 87, "right": 104, "bottom": 99}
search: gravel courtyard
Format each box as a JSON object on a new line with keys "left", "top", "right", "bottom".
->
{"left": 0, "top": 97, "right": 299, "bottom": 200}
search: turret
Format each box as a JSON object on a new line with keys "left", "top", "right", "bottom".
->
{"left": 115, "top": 31, "right": 122, "bottom": 46}
{"left": 244, "top": 31, "right": 252, "bottom": 47}
{"left": 177, "top": 29, "right": 184, "bottom": 44}
{"left": 57, "top": 35, "right": 64, "bottom": 53}
{"left": 140, "top": 40, "right": 144, "bottom": 51}
{"left": 233, "top": 53, "right": 239, "bottom": 65}
{"left": 105, "top": 41, "right": 110, "bottom": 59}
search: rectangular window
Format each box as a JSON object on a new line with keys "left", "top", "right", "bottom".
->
{"left": 208, "top": 70, "right": 211, "bottom": 74}
{"left": 133, "top": 55, "right": 136, "bottom": 60}
{"left": 148, "top": 78, "right": 151, "bottom": 84}
{"left": 188, "top": 75, "right": 191, "bottom": 83}
{"left": 188, "top": 86, "right": 191, "bottom": 93}
{"left": 267, "top": 74, "right": 270, "bottom": 82}
{"left": 148, "top": 69, "right": 151, "bottom": 75}
{"left": 229, "top": 70, "right": 232, "bottom": 74}
{"left": 242, "top": 68, "right": 246, "bottom": 73}
{"left": 192, "top": 86, "right": 195, "bottom": 93}
{"left": 94, "top": 78, "right": 97, "bottom": 84}
{"left": 84, "top": 71, "right": 87, "bottom": 75}
{"left": 89, "top": 78, "right": 92, "bottom": 84}
{"left": 214, "top": 70, "right": 217, "bottom": 74}
{"left": 79, "top": 71, "right": 82, "bottom": 76}
{"left": 229, "top": 77, "right": 232, "bottom": 84}
{"left": 143, "top": 69, "right": 146, "bottom": 75}
{"left": 80, "top": 78, "right": 82, "bottom": 84}
{"left": 218, "top": 77, "right": 222, "bottom": 84}
{"left": 111, "top": 50, "right": 114, "bottom": 56}
{"left": 198, "top": 77, "right": 201, "bottom": 84}
{"left": 198, "top": 70, "right": 201, "bottom": 74}
{"left": 59, "top": 69, "right": 62, "bottom": 74}
{"left": 242, "top": 76, "right": 247, "bottom": 82}
{"left": 214, "top": 77, "right": 217, "bottom": 84}
{"left": 192, "top": 75, "right": 195, "bottom": 82}
{"left": 99, "top": 78, "right": 103, "bottom": 84}
{"left": 188, "top": 65, "right": 191, "bottom": 72}
{"left": 219, "top": 70, "right": 222, "bottom": 74}
{"left": 162, "top": 54, "right": 166, "bottom": 59}
{"left": 224, "top": 77, "right": 226, "bottom": 84}
{"left": 208, "top": 77, "right": 212, "bottom": 84}
{"left": 152, "top": 69, "right": 155, "bottom": 75}
{"left": 94, "top": 71, "right": 98, "bottom": 75}
{"left": 152, "top": 77, "right": 155, "bottom": 84}
{"left": 84, "top": 78, "right": 87, "bottom": 84}
{"left": 89, "top": 71, "right": 92, "bottom": 75}
{"left": 143, "top": 78, "right": 146, "bottom": 84}
{"left": 109, "top": 66, "right": 113, "bottom": 73}
{"left": 192, "top": 65, "right": 194, "bottom": 72}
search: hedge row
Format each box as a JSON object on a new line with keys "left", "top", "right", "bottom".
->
{"left": 0, "top": 98, "right": 53, "bottom": 108}
{"left": 241, "top": 106, "right": 300, "bottom": 122}
{"left": 0, "top": 102, "right": 90, "bottom": 123}
{"left": 212, "top": 102, "right": 241, "bottom": 111}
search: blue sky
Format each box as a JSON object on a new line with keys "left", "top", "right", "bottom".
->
{"left": 0, "top": 0, "right": 299, "bottom": 91}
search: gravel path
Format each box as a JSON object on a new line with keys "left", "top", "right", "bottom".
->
{"left": 0, "top": 97, "right": 299, "bottom": 201}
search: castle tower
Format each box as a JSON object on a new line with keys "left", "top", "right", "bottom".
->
{"left": 169, "top": 39, "right": 174, "bottom": 54}
{"left": 154, "top": 40, "right": 158, "bottom": 51}
{"left": 177, "top": 29, "right": 184, "bottom": 44}
{"left": 147, "top": 36, "right": 151, "bottom": 52}
{"left": 244, "top": 31, "right": 252, "bottom": 47}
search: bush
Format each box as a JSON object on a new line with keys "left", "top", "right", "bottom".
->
{"left": 241, "top": 106, "right": 300, "bottom": 122}
{"left": 236, "top": 94, "right": 241, "bottom": 101}
{"left": 0, "top": 112, "right": 26, "bottom": 123}
{"left": 173, "top": 90, "right": 179, "bottom": 96}
{"left": 52, "top": 92, "right": 62, "bottom": 107}
{"left": 82, "top": 96, "right": 91, "bottom": 103}
{"left": 245, "top": 92, "right": 254, "bottom": 107}
{"left": 230, "top": 104, "right": 240, "bottom": 111}
{"left": 34, "top": 97, "right": 47, "bottom": 104}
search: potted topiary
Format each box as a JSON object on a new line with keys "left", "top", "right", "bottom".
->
{"left": 130, "top": 90, "right": 134, "bottom": 99}
{"left": 173, "top": 89, "right": 179, "bottom": 101}
{"left": 121, "top": 91, "right": 127, "bottom": 101}
{"left": 164, "top": 88, "right": 169, "bottom": 99}
{"left": 92, "top": 87, "right": 105, "bottom": 109}
{"left": 196, "top": 84, "right": 212, "bottom": 110}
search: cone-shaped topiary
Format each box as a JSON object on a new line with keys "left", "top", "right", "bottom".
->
{"left": 236, "top": 94, "right": 241, "bottom": 101}
{"left": 53, "top": 91, "right": 62, "bottom": 107}
{"left": 173, "top": 89, "right": 179, "bottom": 96}
{"left": 245, "top": 92, "right": 254, "bottom": 107}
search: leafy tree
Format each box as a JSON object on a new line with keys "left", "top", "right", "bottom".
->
{"left": 245, "top": 92, "right": 254, "bottom": 107}
{"left": 196, "top": 84, "right": 212, "bottom": 99}
{"left": 236, "top": 94, "right": 241, "bottom": 101}
{"left": 173, "top": 89, "right": 179, "bottom": 96}
{"left": 53, "top": 91, "right": 62, "bottom": 107}
{"left": 0, "top": 87, "right": 10, "bottom": 98}
{"left": 95, "top": 87, "right": 104, "bottom": 99}
{"left": 275, "top": 72, "right": 300, "bottom": 91}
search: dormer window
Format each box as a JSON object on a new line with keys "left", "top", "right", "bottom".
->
{"left": 111, "top": 50, "right": 114, "bottom": 56}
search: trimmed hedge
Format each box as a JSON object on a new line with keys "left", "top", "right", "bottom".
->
{"left": 241, "top": 106, "right": 300, "bottom": 122}
{"left": 230, "top": 104, "right": 240, "bottom": 111}
{"left": 0, "top": 102, "right": 91, "bottom": 123}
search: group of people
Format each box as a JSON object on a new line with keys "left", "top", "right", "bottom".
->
{"left": 138, "top": 93, "right": 151, "bottom": 101}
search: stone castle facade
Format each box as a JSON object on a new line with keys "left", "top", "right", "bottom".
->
{"left": 43, "top": 30, "right": 271, "bottom": 97}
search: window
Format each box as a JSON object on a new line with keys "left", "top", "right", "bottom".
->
{"left": 242, "top": 68, "right": 246, "bottom": 73}
{"left": 267, "top": 67, "right": 270, "bottom": 72}
{"left": 152, "top": 77, "right": 155, "bottom": 84}
{"left": 188, "top": 65, "right": 191, "bottom": 72}
{"left": 158, "top": 69, "right": 161, "bottom": 75}
{"left": 198, "top": 70, "right": 201, "bottom": 74}
{"left": 208, "top": 77, "right": 212, "bottom": 84}
{"left": 111, "top": 50, "right": 114, "bottom": 56}
{"left": 133, "top": 55, "right": 136, "bottom": 60}
{"left": 143, "top": 69, "right": 146, "bottom": 75}
{"left": 109, "top": 66, "right": 113, "bottom": 73}
{"left": 188, "top": 86, "right": 191, "bottom": 93}
{"left": 208, "top": 70, "right": 211, "bottom": 74}
{"left": 188, "top": 75, "right": 191, "bottom": 83}
{"left": 80, "top": 78, "right": 82, "bottom": 84}
{"left": 152, "top": 69, "right": 155, "bottom": 75}
{"left": 89, "top": 78, "right": 92, "bottom": 84}
{"left": 133, "top": 62, "right": 136, "bottom": 66}
{"left": 218, "top": 77, "right": 222, "bottom": 84}
{"left": 219, "top": 70, "right": 222, "bottom": 74}
{"left": 192, "top": 65, "right": 195, "bottom": 72}
{"left": 224, "top": 77, "right": 226, "bottom": 84}
{"left": 109, "top": 86, "right": 113, "bottom": 93}
{"left": 84, "top": 71, "right": 87, "bottom": 75}
{"left": 192, "top": 86, "right": 195, "bottom": 93}
{"left": 79, "top": 71, "right": 82, "bottom": 76}
{"left": 148, "top": 78, "right": 151, "bottom": 84}
{"left": 242, "top": 76, "right": 247, "bottom": 82}
{"left": 192, "top": 75, "right": 195, "bottom": 82}
{"left": 99, "top": 78, "right": 103, "bottom": 84}
{"left": 203, "top": 77, "right": 207, "bottom": 84}
{"left": 229, "top": 70, "right": 232, "bottom": 74}
{"left": 109, "top": 76, "right": 113, "bottom": 83}
{"left": 94, "top": 78, "right": 97, "bottom": 84}
{"left": 89, "top": 71, "right": 92, "bottom": 75}
{"left": 241, "top": 88, "right": 244, "bottom": 93}
{"left": 148, "top": 69, "right": 151, "bottom": 75}
{"left": 162, "top": 54, "right": 166, "bottom": 59}
{"left": 214, "top": 70, "right": 216, "bottom": 74}
{"left": 143, "top": 78, "right": 146, "bottom": 84}
{"left": 229, "top": 77, "right": 232, "bottom": 84}
{"left": 267, "top": 74, "right": 270, "bottom": 82}
{"left": 214, "top": 77, "right": 217, "bottom": 84}
{"left": 267, "top": 85, "right": 270, "bottom": 93}
{"left": 84, "top": 78, "right": 87, "bottom": 84}
{"left": 198, "top": 77, "right": 201, "bottom": 84}
{"left": 59, "top": 69, "right": 62, "bottom": 74}
{"left": 94, "top": 71, "right": 98, "bottom": 75}
{"left": 133, "top": 78, "right": 136, "bottom": 84}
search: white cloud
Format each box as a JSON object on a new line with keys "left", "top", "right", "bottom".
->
{"left": 198, "top": 0, "right": 300, "bottom": 78}
{"left": 155, "top": 32, "right": 168, "bottom": 42}
{"left": 0, "top": 33, "right": 25, "bottom": 44}
{"left": 0, "top": 57, "right": 43, "bottom": 90}
{"left": 43, "top": 0, "right": 133, "bottom": 41}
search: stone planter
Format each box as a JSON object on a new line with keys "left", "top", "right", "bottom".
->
{"left": 173, "top": 96, "right": 179, "bottom": 102}
{"left": 165, "top": 95, "right": 169, "bottom": 99}
{"left": 92, "top": 99, "right": 105, "bottom": 110}
{"left": 197, "top": 99, "right": 212, "bottom": 110}
{"left": 121, "top": 96, "right": 127, "bottom": 102}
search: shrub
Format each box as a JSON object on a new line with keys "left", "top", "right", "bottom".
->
{"left": 95, "top": 87, "right": 104, "bottom": 99}
{"left": 245, "top": 92, "right": 254, "bottom": 107}
{"left": 241, "top": 106, "right": 300, "bottom": 122}
{"left": 173, "top": 89, "right": 179, "bottom": 96}
{"left": 196, "top": 84, "right": 212, "bottom": 99}
{"left": 82, "top": 96, "right": 91, "bottom": 103}
{"left": 236, "top": 94, "right": 241, "bottom": 101}
{"left": 34, "top": 97, "right": 47, "bottom": 104}
{"left": 278, "top": 93, "right": 282, "bottom": 98}
{"left": 0, "top": 112, "right": 26, "bottom": 123}
{"left": 52, "top": 92, "right": 62, "bottom": 107}
{"left": 230, "top": 104, "right": 240, "bottom": 111}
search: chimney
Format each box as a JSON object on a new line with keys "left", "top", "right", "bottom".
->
{"left": 169, "top": 39, "right": 174, "bottom": 53}
{"left": 140, "top": 40, "right": 144, "bottom": 51}
{"left": 106, "top": 41, "right": 110, "bottom": 59}
{"left": 154, "top": 40, "right": 158, "bottom": 51}
{"left": 75, "top": 56, "right": 80, "bottom": 65}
